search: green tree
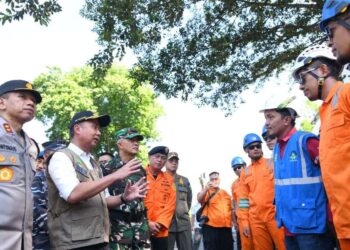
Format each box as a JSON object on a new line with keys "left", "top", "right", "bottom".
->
{"left": 0, "top": 0, "right": 61, "bottom": 25}
{"left": 34, "top": 65, "right": 163, "bottom": 156}
{"left": 81, "top": 0, "right": 325, "bottom": 113}
{"left": 1, "top": 1, "right": 326, "bottom": 113}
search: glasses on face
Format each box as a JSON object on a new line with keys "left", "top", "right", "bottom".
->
{"left": 295, "top": 67, "right": 318, "bottom": 85}
{"left": 325, "top": 15, "right": 350, "bottom": 40}
{"left": 248, "top": 144, "right": 262, "bottom": 150}
{"left": 263, "top": 134, "right": 276, "bottom": 142}
{"left": 233, "top": 165, "right": 243, "bottom": 171}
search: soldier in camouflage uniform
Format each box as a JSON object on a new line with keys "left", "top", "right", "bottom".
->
{"left": 103, "top": 128, "right": 150, "bottom": 250}
{"left": 32, "top": 151, "right": 50, "bottom": 250}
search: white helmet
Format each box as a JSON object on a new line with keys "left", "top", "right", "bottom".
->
{"left": 260, "top": 96, "right": 299, "bottom": 119}
{"left": 291, "top": 43, "right": 337, "bottom": 81}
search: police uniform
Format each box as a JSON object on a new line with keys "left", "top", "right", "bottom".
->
{"left": 0, "top": 80, "right": 41, "bottom": 250}
{"left": 103, "top": 155, "right": 150, "bottom": 250}
{"left": 168, "top": 174, "right": 193, "bottom": 250}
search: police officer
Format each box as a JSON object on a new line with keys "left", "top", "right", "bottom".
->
{"left": 165, "top": 152, "right": 193, "bottom": 250}
{"left": 0, "top": 80, "right": 42, "bottom": 250}
{"left": 103, "top": 128, "right": 151, "bottom": 250}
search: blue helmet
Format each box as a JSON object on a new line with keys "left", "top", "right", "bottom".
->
{"left": 243, "top": 133, "right": 262, "bottom": 149}
{"left": 320, "top": 0, "right": 350, "bottom": 31}
{"left": 231, "top": 156, "right": 246, "bottom": 168}
{"left": 262, "top": 125, "right": 268, "bottom": 138}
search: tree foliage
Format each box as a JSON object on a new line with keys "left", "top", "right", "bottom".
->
{"left": 1, "top": 1, "right": 327, "bottom": 113}
{"left": 81, "top": 0, "right": 326, "bottom": 113}
{"left": 34, "top": 66, "right": 163, "bottom": 156}
{"left": 0, "top": 0, "right": 61, "bottom": 25}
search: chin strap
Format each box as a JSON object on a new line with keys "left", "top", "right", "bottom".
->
{"left": 308, "top": 71, "right": 330, "bottom": 100}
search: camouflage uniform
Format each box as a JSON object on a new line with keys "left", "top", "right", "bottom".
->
{"left": 103, "top": 155, "right": 150, "bottom": 250}
{"left": 32, "top": 170, "right": 50, "bottom": 250}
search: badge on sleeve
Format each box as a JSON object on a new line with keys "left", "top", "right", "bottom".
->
{"left": 3, "top": 123, "right": 12, "bottom": 134}
{"left": 0, "top": 167, "right": 13, "bottom": 182}
{"left": 0, "top": 154, "right": 5, "bottom": 162}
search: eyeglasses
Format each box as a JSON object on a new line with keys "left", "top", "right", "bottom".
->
{"left": 325, "top": 15, "right": 350, "bottom": 40}
{"left": 295, "top": 67, "right": 318, "bottom": 85}
{"left": 263, "top": 135, "right": 276, "bottom": 142}
{"left": 248, "top": 144, "right": 262, "bottom": 150}
{"left": 233, "top": 165, "right": 243, "bottom": 171}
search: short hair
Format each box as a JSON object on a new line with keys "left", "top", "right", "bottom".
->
{"left": 310, "top": 57, "right": 342, "bottom": 79}
{"left": 276, "top": 108, "right": 296, "bottom": 127}
{"left": 209, "top": 171, "right": 219, "bottom": 177}
{"left": 98, "top": 152, "right": 114, "bottom": 159}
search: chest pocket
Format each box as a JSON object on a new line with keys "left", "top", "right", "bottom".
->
{"left": 326, "top": 110, "right": 350, "bottom": 146}
{"left": 0, "top": 151, "right": 22, "bottom": 184}
{"left": 177, "top": 185, "right": 188, "bottom": 200}
{"left": 244, "top": 173, "right": 255, "bottom": 192}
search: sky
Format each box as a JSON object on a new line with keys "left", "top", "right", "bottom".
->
{"left": 0, "top": 0, "right": 311, "bottom": 199}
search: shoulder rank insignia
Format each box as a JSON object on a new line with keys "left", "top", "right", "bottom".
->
{"left": 3, "top": 123, "right": 12, "bottom": 134}
{"left": 9, "top": 156, "right": 16, "bottom": 163}
{"left": 0, "top": 167, "right": 14, "bottom": 182}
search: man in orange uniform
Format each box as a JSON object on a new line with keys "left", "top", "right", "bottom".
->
{"left": 231, "top": 156, "right": 254, "bottom": 250}
{"left": 144, "top": 146, "right": 176, "bottom": 250}
{"left": 197, "top": 171, "right": 233, "bottom": 250}
{"left": 238, "top": 133, "right": 285, "bottom": 250}
{"left": 292, "top": 42, "right": 348, "bottom": 248}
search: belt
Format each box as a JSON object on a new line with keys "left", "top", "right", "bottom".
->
{"left": 111, "top": 210, "right": 146, "bottom": 223}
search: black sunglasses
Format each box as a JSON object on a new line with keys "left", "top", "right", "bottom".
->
{"left": 233, "top": 165, "right": 243, "bottom": 171}
{"left": 248, "top": 144, "right": 262, "bottom": 150}
{"left": 263, "top": 135, "right": 276, "bottom": 142}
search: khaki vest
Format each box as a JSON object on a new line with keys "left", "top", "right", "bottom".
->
{"left": 0, "top": 116, "right": 36, "bottom": 250}
{"left": 46, "top": 148, "right": 110, "bottom": 250}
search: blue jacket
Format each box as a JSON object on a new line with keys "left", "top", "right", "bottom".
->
{"left": 273, "top": 131, "right": 327, "bottom": 234}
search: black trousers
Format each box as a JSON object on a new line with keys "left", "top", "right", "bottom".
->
{"left": 202, "top": 225, "right": 233, "bottom": 250}
{"left": 151, "top": 236, "right": 168, "bottom": 250}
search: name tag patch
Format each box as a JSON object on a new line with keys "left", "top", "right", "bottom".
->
{"left": 0, "top": 167, "right": 13, "bottom": 182}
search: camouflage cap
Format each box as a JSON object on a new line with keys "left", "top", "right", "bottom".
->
{"left": 115, "top": 128, "right": 144, "bottom": 141}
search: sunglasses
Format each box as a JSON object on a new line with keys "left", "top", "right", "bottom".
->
{"left": 263, "top": 135, "right": 276, "bottom": 142}
{"left": 295, "top": 67, "right": 318, "bottom": 85}
{"left": 233, "top": 165, "right": 243, "bottom": 171}
{"left": 248, "top": 144, "right": 262, "bottom": 150}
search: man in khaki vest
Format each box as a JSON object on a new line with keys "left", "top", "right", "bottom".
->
{"left": 47, "top": 111, "right": 147, "bottom": 250}
{"left": 0, "top": 80, "right": 42, "bottom": 250}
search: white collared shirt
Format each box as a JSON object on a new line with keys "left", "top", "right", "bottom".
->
{"left": 48, "top": 143, "right": 109, "bottom": 201}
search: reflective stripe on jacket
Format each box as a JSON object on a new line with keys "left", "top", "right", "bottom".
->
{"left": 274, "top": 131, "right": 327, "bottom": 234}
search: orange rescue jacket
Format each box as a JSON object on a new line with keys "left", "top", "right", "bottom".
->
{"left": 144, "top": 165, "right": 176, "bottom": 237}
{"left": 319, "top": 82, "right": 350, "bottom": 239}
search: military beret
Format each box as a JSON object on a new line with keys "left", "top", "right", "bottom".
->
{"left": 115, "top": 128, "right": 144, "bottom": 141}
{"left": 148, "top": 146, "right": 169, "bottom": 156}
{"left": 69, "top": 110, "right": 111, "bottom": 130}
{"left": 0, "top": 80, "right": 42, "bottom": 103}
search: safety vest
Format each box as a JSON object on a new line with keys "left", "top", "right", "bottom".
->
{"left": 46, "top": 148, "right": 110, "bottom": 249}
{"left": 274, "top": 131, "right": 327, "bottom": 234}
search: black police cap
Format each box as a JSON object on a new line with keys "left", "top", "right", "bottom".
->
{"left": 0, "top": 80, "right": 42, "bottom": 103}
{"left": 148, "top": 146, "right": 169, "bottom": 156}
{"left": 69, "top": 110, "right": 111, "bottom": 130}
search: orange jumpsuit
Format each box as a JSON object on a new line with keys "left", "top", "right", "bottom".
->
{"left": 238, "top": 158, "right": 285, "bottom": 250}
{"left": 201, "top": 188, "right": 233, "bottom": 228}
{"left": 319, "top": 82, "right": 350, "bottom": 249}
{"left": 232, "top": 177, "right": 254, "bottom": 250}
{"left": 144, "top": 165, "right": 176, "bottom": 238}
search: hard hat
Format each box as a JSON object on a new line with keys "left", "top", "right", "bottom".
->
{"left": 260, "top": 96, "right": 299, "bottom": 119}
{"left": 243, "top": 133, "right": 262, "bottom": 149}
{"left": 231, "top": 156, "right": 246, "bottom": 168}
{"left": 320, "top": 0, "right": 350, "bottom": 32}
{"left": 291, "top": 43, "right": 338, "bottom": 81}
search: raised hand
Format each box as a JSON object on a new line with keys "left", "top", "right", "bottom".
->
{"left": 112, "top": 158, "right": 142, "bottom": 180}
{"left": 123, "top": 177, "right": 148, "bottom": 202}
